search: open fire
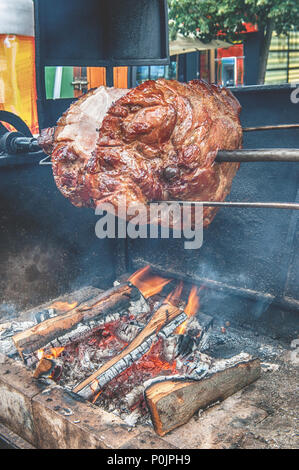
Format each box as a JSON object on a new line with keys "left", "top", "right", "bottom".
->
{"left": 0, "top": 266, "right": 261, "bottom": 436}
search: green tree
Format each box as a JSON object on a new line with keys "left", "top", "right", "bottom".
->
{"left": 168, "top": 0, "right": 299, "bottom": 84}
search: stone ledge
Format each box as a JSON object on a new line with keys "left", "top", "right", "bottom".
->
{"left": 32, "top": 386, "right": 142, "bottom": 449}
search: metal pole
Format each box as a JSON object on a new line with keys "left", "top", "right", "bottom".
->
{"left": 154, "top": 201, "right": 299, "bottom": 210}
{"left": 216, "top": 148, "right": 299, "bottom": 162}
{"left": 243, "top": 124, "right": 299, "bottom": 132}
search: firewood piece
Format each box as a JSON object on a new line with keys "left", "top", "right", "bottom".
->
{"left": 20, "top": 286, "right": 102, "bottom": 322}
{"left": 145, "top": 356, "right": 261, "bottom": 436}
{"left": 13, "top": 282, "right": 141, "bottom": 359}
{"left": 73, "top": 303, "right": 187, "bottom": 400}
{"left": 33, "top": 357, "right": 62, "bottom": 381}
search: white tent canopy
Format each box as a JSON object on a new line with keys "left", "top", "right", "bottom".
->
{"left": 170, "top": 33, "right": 231, "bottom": 56}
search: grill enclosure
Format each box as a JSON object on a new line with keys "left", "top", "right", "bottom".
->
{"left": 0, "top": 85, "right": 298, "bottom": 330}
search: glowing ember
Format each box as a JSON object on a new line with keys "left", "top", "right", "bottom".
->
{"left": 50, "top": 300, "right": 78, "bottom": 311}
{"left": 129, "top": 266, "right": 171, "bottom": 298}
{"left": 176, "top": 285, "right": 200, "bottom": 335}
{"left": 95, "top": 339, "right": 178, "bottom": 405}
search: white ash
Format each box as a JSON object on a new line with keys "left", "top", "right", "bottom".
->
{"left": 184, "top": 314, "right": 213, "bottom": 351}
{"left": 124, "top": 385, "right": 144, "bottom": 408}
{"left": 77, "top": 345, "right": 96, "bottom": 371}
{"left": 162, "top": 335, "right": 178, "bottom": 363}
{"left": 34, "top": 308, "right": 56, "bottom": 323}
{"left": 0, "top": 320, "right": 35, "bottom": 337}
{"left": 180, "top": 361, "right": 210, "bottom": 378}
{"left": 207, "top": 352, "right": 252, "bottom": 375}
{"left": 128, "top": 294, "right": 149, "bottom": 318}
{"left": 50, "top": 323, "right": 97, "bottom": 349}
{"left": 113, "top": 280, "right": 149, "bottom": 319}
{"left": 61, "top": 357, "right": 102, "bottom": 389}
{"left": 123, "top": 408, "right": 143, "bottom": 427}
{"left": 0, "top": 338, "right": 18, "bottom": 357}
{"left": 49, "top": 312, "right": 123, "bottom": 349}
{"left": 197, "top": 330, "right": 211, "bottom": 351}
{"left": 0, "top": 320, "right": 35, "bottom": 357}
{"left": 261, "top": 362, "right": 280, "bottom": 372}
{"left": 94, "top": 346, "right": 120, "bottom": 362}
{"left": 184, "top": 316, "right": 202, "bottom": 334}
{"left": 96, "top": 383, "right": 149, "bottom": 427}
{"left": 174, "top": 350, "right": 212, "bottom": 378}
{"left": 116, "top": 322, "right": 143, "bottom": 343}
{"left": 191, "top": 350, "right": 213, "bottom": 365}
{"left": 159, "top": 312, "right": 188, "bottom": 338}
{"left": 290, "top": 338, "right": 299, "bottom": 349}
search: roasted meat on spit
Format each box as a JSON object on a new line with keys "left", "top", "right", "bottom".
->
{"left": 38, "top": 79, "right": 242, "bottom": 227}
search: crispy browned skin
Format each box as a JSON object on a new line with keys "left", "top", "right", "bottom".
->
{"left": 38, "top": 86, "right": 128, "bottom": 207}
{"left": 39, "top": 79, "right": 242, "bottom": 228}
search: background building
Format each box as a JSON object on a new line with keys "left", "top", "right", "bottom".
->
{"left": 0, "top": 1, "right": 298, "bottom": 136}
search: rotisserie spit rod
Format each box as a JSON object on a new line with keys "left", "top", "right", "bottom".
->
{"left": 243, "top": 124, "right": 299, "bottom": 132}
{"left": 151, "top": 201, "right": 299, "bottom": 210}
{"left": 4, "top": 135, "right": 299, "bottom": 163}
{"left": 36, "top": 147, "right": 299, "bottom": 164}
{"left": 216, "top": 149, "right": 299, "bottom": 162}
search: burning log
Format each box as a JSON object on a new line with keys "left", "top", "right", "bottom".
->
{"left": 73, "top": 302, "right": 188, "bottom": 400}
{"left": 12, "top": 282, "right": 145, "bottom": 363}
{"left": 33, "top": 346, "right": 65, "bottom": 381}
{"left": 33, "top": 357, "right": 62, "bottom": 381}
{"left": 144, "top": 354, "right": 261, "bottom": 436}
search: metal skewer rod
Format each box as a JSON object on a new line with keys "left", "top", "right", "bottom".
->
{"left": 243, "top": 124, "right": 299, "bottom": 132}
{"left": 216, "top": 148, "right": 299, "bottom": 162}
{"left": 152, "top": 201, "right": 299, "bottom": 210}
{"left": 33, "top": 148, "right": 299, "bottom": 166}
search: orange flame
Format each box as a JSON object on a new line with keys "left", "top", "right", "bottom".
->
{"left": 90, "top": 379, "right": 100, "bottom": 401}
{"left": 176, "top": 285, "right": 200, "bottom": 335}
{"left": 49, "top": 301, "right": 78, "bottom": 312}
{"left": 92, "top": 390, "right": 102, "bottom": 404}
{"left": 129, "top": 266, "right": 171, "bottom": 298}
{"left": 37, "top": 347, "right": 65, "bottom": 361}
{"left": 185, "top": 286, "right": 200, "bottom": 317}
{"left": 164, "top": 281, "right": 183, "bottom": 305}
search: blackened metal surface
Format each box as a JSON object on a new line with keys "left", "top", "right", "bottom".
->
{"left": 34, "top": 0, "right": 169, "bottom": 129}
{"left": 127, "top": 85, "right": 299, "bottom": 313}
{"left": 0, "top": 164, "right": 118, "bottom": 312}
{"left": 37, "top": 98, "right": 76, "bottom": 130}
{"left": 34, "top": 0, "right": 169, "bottom": 66}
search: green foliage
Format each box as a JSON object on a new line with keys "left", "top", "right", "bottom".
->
{"left": 168, "top": 0, "right": 299, "bottom": 41}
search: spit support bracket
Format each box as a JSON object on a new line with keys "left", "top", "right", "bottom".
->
{"left": 39, "top": 155, "right": 52, "bottom": 166}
